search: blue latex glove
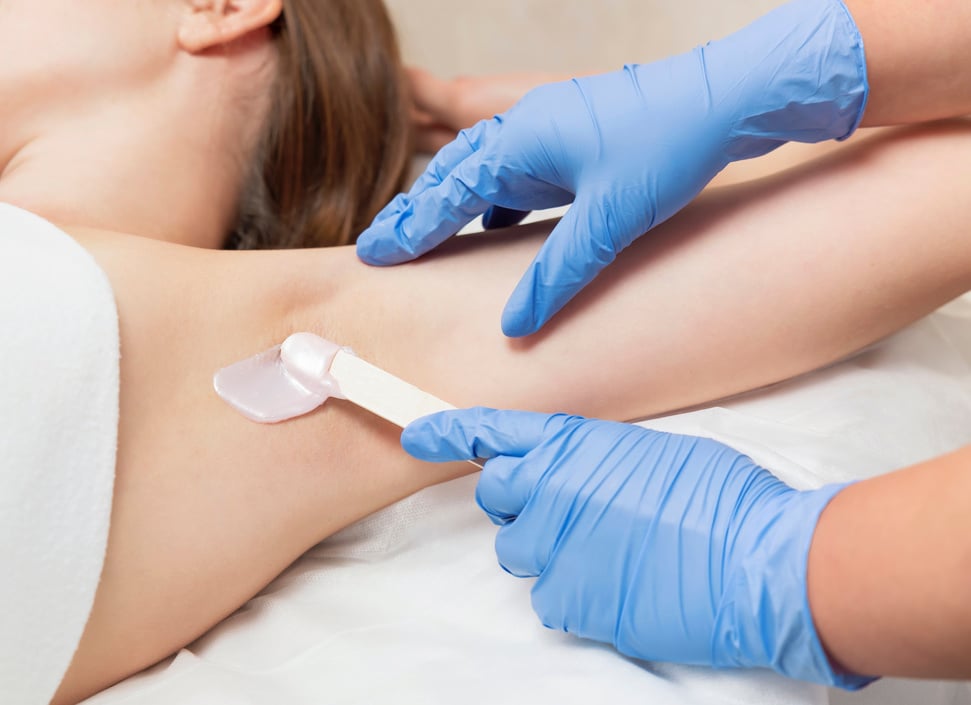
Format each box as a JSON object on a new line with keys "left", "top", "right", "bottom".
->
{"left": 402, "top": 408, "right": 875, "bottom": 689}
{"left": 358, "top": 0, "right": 868, "bottom": 337}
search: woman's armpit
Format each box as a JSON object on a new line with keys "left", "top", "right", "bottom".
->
{"left": 54, "top": 229, "right": 444, "bottom": 703}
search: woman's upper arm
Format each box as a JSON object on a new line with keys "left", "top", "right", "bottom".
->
{"left": 56, "top": 229, "right": 458, "bottom": 702}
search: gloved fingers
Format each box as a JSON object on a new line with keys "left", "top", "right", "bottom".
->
{"left": 493, "top": 507, "right": 553, "bottom": 578}
{"left": 356, "top": 154, "right": 497, "bottom": 265}
{"left": 482, "top": 206, "right": 531, "bottom": 230}
{"left": 369, "top": 192, "right": 410, "bottom": 227}
{"left": 404, "top": 119, "right": 496, "bottom": 199}
{"left": 500, "top": 195, "right": 620, "bottom": 337}
{"left": 529, "top": 575, "right": 568, "bottom": 633}
{"left": 475, "top": 454, "right": 542, "bottom": 525}
{"left": 360, "top": 119, "right": 496, "bottom": 240}
{"left": 401, "top": 407, "right": 574, "bottom": 463}
{"left": 357, "top": 120, "right": 493, "bottom": 263}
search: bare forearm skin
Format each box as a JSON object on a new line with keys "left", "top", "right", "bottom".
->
{"left": 809, "top": 446, "right": 971, "bottom": 679}
{"left": 849, "top": 0, "right": 971, "bottom": 126}
{"left": 57, "top": 121, "right": 971, "bottom": 702}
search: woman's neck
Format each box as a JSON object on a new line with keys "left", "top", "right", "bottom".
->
{"left": 0, "top": 67, "right": 257, "bottom": 249}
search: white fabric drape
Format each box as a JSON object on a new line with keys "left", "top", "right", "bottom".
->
{"left": 0, "top": 204, "right": 119, "bottom": 705}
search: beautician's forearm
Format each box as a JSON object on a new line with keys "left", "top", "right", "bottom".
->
{"left": 808, "top": 446, "right": 971, "bottom": 678}
{"left": 416, "top": 0, "right": 971, "bottom": 140}
{"left": 849, "top": 0, "right": 971, "bottom": 126}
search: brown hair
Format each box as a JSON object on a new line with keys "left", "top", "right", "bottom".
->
{"left": 230, "top": 0, "right": 412, "bottom": 250}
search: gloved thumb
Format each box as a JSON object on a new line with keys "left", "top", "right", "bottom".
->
{"left": 401, "top": 407, "right": 572, "bottom": 463}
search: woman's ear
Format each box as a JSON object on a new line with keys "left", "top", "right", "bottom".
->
{"left": 178, "top": 0, "right": 283, "bottom": 53}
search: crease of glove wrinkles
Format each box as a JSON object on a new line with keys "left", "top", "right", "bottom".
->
{"left": 402, "top": 407, "right": 876, "bottom": 689}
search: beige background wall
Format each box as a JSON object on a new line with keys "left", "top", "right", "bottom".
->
{"left": 384, "top": 0, "right": 784, "bottom": 76}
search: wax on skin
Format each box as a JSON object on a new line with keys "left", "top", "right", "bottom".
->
{"left": 213, "top": 333, "right": 346, "bottom": 424}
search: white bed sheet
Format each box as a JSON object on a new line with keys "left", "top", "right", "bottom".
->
{"left": 86, "top": 296, "right": 971, "bottom": 705}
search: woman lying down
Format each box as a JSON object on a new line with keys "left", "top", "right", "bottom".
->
{"left": 2, "top": 0, "right": 971, "bottom": 703}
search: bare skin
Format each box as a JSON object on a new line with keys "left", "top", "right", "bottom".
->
{"left": 0, "top": 0, "right": 280, "bottom": 248}
{"left": 52, "top": 120, "right": 971, "bottom": 703}
{"left": 809, "top": 446, "right": 971, "bottom": 679}
{"left": 848, "top": 0, "right": 971, "bottom": 126}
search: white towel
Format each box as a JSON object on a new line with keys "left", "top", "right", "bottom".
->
{"left": 0, "top": 204, "right": 119, "bottom": 705}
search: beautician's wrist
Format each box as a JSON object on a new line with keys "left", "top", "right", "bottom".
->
{"left": 707, "top": 0, "right": 869, "bottom": 160}
{"left": 713, "top": 482, "right": 877, "bottom": 689}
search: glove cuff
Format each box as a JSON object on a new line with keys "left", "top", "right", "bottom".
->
{"left": 704, "top": 0, "right": 869, "bottom": 161}
{"left": 712, "top": 481, "right": 878, "bottom": 690}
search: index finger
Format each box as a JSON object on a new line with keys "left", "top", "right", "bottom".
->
{"left": 405, "top": 118, "right": 496, "bottom": 199}
{"left": 359, "top": 156, "right": 500, "bottom": 264}
{"left": 357, "top": 121, "right": 498, "bottom": 265}
{"left": 401, "top": 408, "right": 575, "bottom": 463}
